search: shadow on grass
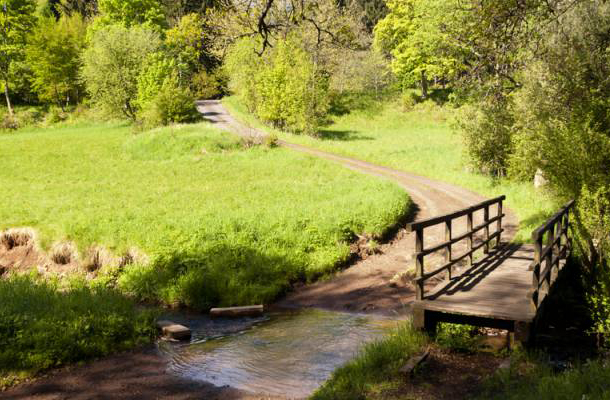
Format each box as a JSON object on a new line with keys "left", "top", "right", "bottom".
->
{"left": 316, "top": 129, "right": 374, "bottom": 141}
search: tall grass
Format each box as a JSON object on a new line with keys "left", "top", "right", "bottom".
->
{"left": 0, "top": 122, "right": 410, "bottom": 308}
{"left": 224, "top": 96, "right": 557, "bottom": 242}
{"left": 479, "top": 356, "right": 610, "bottom": 400}
{"left": 311, "top": 321, "right": 427, "bottom": 400}
{"left": 0, "top": 274, "right": 156, "bottom": 386}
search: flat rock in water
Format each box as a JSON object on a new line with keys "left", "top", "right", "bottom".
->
{"left": 156, "top": 320, "right": 191, "bottom": 340}
{"left": 209, "top": 305, "right": 264, "bottom": 318}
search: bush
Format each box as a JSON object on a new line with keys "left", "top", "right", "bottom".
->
{"left": 0, "top": 274, "right": 157, "bottom": 381}
{"left": 138, "top": 75, "right": 200, "bottom": 128}
{"left": 435, "top": 323, "right": 480, "bottom": 353}
{"left": 191, "top": 68, "right": 225, "bottom": 99}
{"left": 401, "top": 89, "right": 421, "bottom": 111}
{"left": 136, "top": 53, "right": 175, "bottom": 108}
{"left": 457, "top": 98, "right": 514, "bottom": 176}
{"left": 225, "top": 35, "right": 330, "bottom": 134}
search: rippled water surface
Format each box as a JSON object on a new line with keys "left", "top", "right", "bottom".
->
{"left": 158, "top": 309, "right": 398, "bottom": 398}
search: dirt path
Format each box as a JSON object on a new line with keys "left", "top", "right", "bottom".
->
{"left": 197, "top": 100, "right": 519, "bottom": 316}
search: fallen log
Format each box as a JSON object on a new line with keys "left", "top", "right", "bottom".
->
{"left": 156, "top": 320, "right": 191, "bottom": 340}
{"left": 399, "top": 347, "right": 430, "bottom": 379}
{"left": 210, "top": 305, "right": 264, "bottom": 318}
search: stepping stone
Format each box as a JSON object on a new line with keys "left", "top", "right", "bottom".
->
{"left": 157, "top": 320, "right": 191, "bottom": 340}
{"left": 210, "top": 305, "right": 264, "bottom": 318}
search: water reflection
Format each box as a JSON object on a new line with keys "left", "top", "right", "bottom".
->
{"left": 158, "top": 309, "right": 397, "bottom": 398}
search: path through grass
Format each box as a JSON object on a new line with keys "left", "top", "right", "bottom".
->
{"left": 224, "top": 96, "right": 556, "bottom": 242}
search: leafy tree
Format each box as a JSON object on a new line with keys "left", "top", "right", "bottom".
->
{"left": 373, "top": 0, "right": 463, "bottom": 97}
{"left": 164, "top": 13, "right": 204, "bottom": 83}
{"left": 225, "top": 35, "right": 329, "bottom": 134}
{"left": 81, "top": 24, "right": 160, "bottom": 119}
{"left": 0, "top": 0, "right": 37, "bottom": 115}
{"left": 95, "top": 0, "right": 166, "bottom": 31}
{"left": 25, "top": 13, "right": 87, "bottom": 108}
{"left": 53, "top": 0, "right": 99, "bottom": 18}
{"left": 135, "top": 52, "right": 174, "bottom": 107}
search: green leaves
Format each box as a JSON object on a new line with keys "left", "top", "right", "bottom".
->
{"left": 25, "top": 14, "right": 87, "bottom": 106}
{"left": 81, "top": 24, "right": 161, "bottom": 119}
{"left": 225, "top": 35, "right": 330, "bottom": 134}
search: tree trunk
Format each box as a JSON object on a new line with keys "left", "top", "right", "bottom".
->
{"left": 420, "top": 70, "right": 428, "bottom": 99}
{"left": 4, "top": 78, "right": 13, "bottom": 116}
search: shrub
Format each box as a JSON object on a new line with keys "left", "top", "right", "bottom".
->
{"left": 457, "top": 98, "right": 514, "bottom": 176}
{"left": 225, "top": 35, "right": 330, "bottom": 134}
{"left": 191, "top": 68, "right": 225, "bottom": 99}
{"left": 401, "top": 88, "right": 421, "bottom": 111}
{"left": 136, "top": 53, "right": 175, "bottom": 108}
{"left": 138, "top": 75, "right": 199, "bottom": 128}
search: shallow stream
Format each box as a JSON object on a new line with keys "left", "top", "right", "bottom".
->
{"left": 157, "top": 309, "right": 399, "bottom": 398}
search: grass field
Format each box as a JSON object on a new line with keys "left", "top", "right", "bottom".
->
{"left": 224, "top": 96, "right": 557, "bottom": 242}
{"left": 0, "top": 274, "right": 157, "bottom": 388}
{"left": 0, "top": 121, "right": 410, "bottom": 308}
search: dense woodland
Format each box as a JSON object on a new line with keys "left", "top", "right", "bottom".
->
{"left": 2, "top": 0, "right": 610, "bottom": 395}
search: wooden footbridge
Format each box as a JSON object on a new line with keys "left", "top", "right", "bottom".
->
{"left": 408, "top": 196, "right": 574, "bottom": 344}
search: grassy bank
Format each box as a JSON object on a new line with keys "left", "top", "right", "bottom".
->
{"left": 312, "top": 322, "right": 427, "bottom": 400}
{"left": 478, "top": 356, "right": 610, "bottom": 400}
{"left": 224, "top": 96, "right": 556, "bottom": 242}
{"left": 0, "top": 274, "right": 156, "bottom": 388}
{"left": 0, "top": 121, "right": 410, "bottom": 308}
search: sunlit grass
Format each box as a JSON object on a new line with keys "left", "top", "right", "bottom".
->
{"left": 224, "top": 96, "right": 557, "bottom": 242}
{"left": 0, "top": 121, "right": 410, "bottom": 307}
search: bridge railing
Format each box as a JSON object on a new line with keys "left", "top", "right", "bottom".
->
{"left": 529, "top": 200, "right": 574, "bottom": 312}
{"left": 406, "top": 195, "right": 506, "bottom": 300}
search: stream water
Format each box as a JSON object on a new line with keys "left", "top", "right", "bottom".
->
{"left": 157, "top": 309, "right": 399, "bottom": 398}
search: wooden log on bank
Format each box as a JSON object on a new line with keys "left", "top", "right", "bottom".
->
{"left": 156, "top": 320, "right": 191, "bottom": 340}
{"left": 210, "top": 305, "right": 264, "bottom": 318}
{"left": 399, "top": 347, "right": 430, "bottom": 379}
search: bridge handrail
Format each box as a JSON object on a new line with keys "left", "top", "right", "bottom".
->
{"left": 529, "top": 200, "right": 575, "bottom": 312}
{"left": 407, "top": 195, "right": 506, "bottom": 300}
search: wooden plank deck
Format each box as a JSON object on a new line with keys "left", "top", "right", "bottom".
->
{"left": 415, "top": 244, "right": 536, "bottom": 323}
{"left": 410, "top": 199, "right": 573, "bottom": 343}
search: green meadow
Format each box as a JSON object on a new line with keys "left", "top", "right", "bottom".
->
{"left": 0, "top": 121, "right": 410, "bottom": 308}
{"left": 224, "top": 96, "right": 557, "bottom": 242}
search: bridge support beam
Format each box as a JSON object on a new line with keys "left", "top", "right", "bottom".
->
{"left": 510, "top": 320, "right": 532, "bottom": 347}
{"left": 413, "top": 307, "right": 437, "bottom": 335}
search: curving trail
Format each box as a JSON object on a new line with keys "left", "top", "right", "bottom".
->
{"left": 197, "top": 100, "right": 519, "bottom": 316}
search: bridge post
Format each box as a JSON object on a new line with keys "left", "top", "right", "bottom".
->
{"left": 545, "top": 223, "right": 555, "bottom": 289}
{"left": 496, "top": 200, "right": 503, "bottom": 247}
{"left": 511, "top": 320, "right": 533, "bottom": 347}
{"left": 483, "top": 206, "right": 490, "bottom": 254}
{"left": 445, "top": 220, "right": 452, "bottom": 279}
{"left": 466, "top": 212, "right": 473, "bottom": 266}
{"left": 415, "top": 228, "right": 424, "bottom": 300}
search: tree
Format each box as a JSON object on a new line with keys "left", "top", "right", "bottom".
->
{"left": 94, "top": 0, "right": 166, "bottom": 31}
{"left": 164, "top": 13, "right": 205, "bottom": 83}
{"left": 81, "top": 24, "right": 160, "bottom": 119}
{"left": 25, "top": 14, "right": 87, "bottom": 108}
{"left": 0, "top": 0, "right": 37, "bottom": 116}
{"left": 225, "top": 35, "right": 330, "bottom": 134}
{"left": 373, "top": 0, "right": 464, "bottom": 97}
